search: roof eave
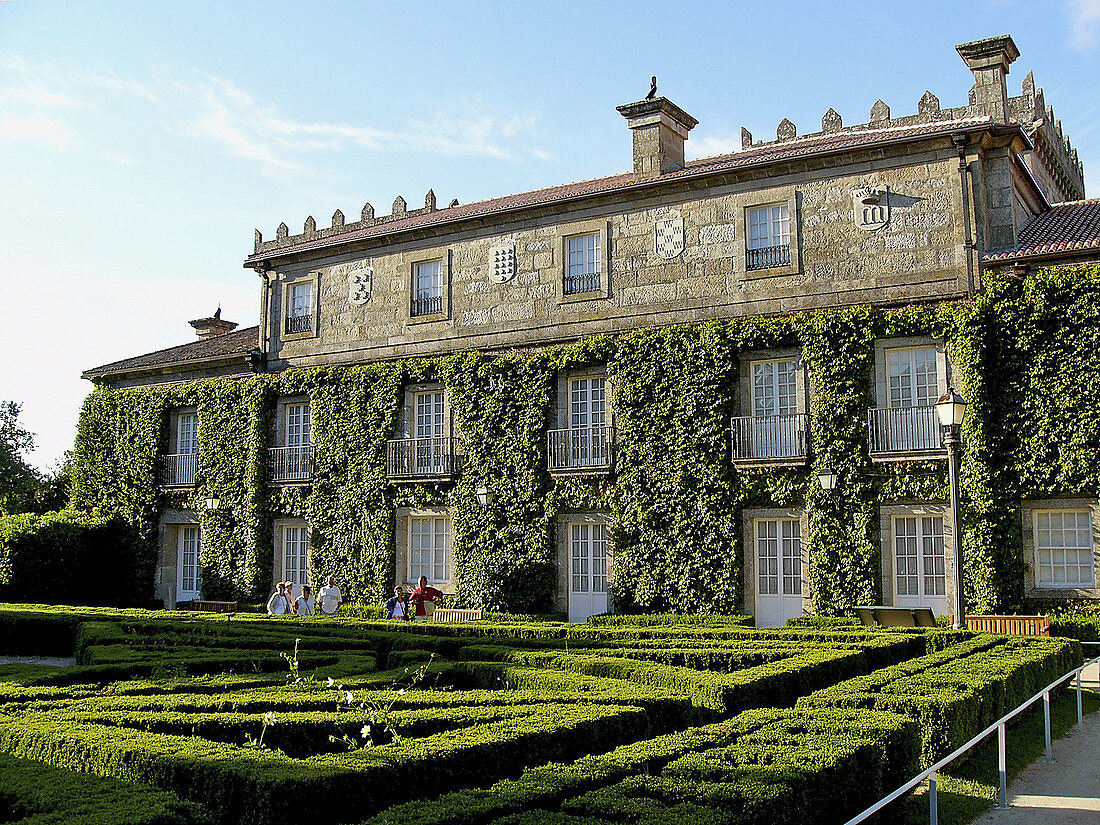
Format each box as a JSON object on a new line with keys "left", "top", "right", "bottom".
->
{"left": 82, "top": 351, "right": 255, "bottom": 383}
{"left": 244, "top": 119, "right": 1010, "bottom": 268}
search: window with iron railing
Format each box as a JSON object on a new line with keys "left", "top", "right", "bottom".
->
{"left": 160, "top": 412, "right": 198, "bottom": 486}
{"left": 412, "top": 260, "right": 445, "bottom": 317}
{"left": 285, "top": 282, "right": 313, "bottom": 334}
{"left": 548, "top": 376, "right": 614, "bottom": 472}
{"left": 564, "top": 232, "right": 601, "bottom": 295}
{"left": 868, "top": 346, "right": 942, "bottom": 454}
{"left": 746, "top": 204, "right": 791, "bottom": 271}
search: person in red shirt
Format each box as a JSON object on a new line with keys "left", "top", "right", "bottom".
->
{"left": 409, "top": 576, "right": 443, "bottom": 620}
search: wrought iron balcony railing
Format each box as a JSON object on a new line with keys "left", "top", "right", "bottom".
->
{"left": 547, "top": 425, "right": 615, "bottom": 473}
{"left": 746, "top": 244, "right": 791, "bottom": 271}
{"left": 269, "top": 445, "right": 315, "bottom": 482}
{"left": 386, "top": 437, "right": 461, "bottom": 479}
{"left": 730, "top": 414, "right": 809, "bottom": 463}
{"left": 159, "top": 453, "right": 197, "bottom": 487}
{"left": 284, "top": 313, "right": 312, "bottom": 334}
{"left": 563, "top": 271, "right": 601, "bottom": 295}
{"left": 411, "top": 295, "right": 444, "bottom": 317}
{"left": 867, "top": 406, "right": 943, "bottom": 455}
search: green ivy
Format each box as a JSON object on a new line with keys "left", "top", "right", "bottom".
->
{"left": 69, "top": 265, "right": 1100, "bottom": 614}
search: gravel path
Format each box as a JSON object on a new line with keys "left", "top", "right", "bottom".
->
{"left": 0, "top": 655, "right": 76, "bottom": 667}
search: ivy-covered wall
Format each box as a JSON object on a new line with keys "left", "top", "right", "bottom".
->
{"left": 70, "top": 265, "right": 1100, "bottom": 614}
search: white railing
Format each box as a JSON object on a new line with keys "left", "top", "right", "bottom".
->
{"left": 730, "top": 414, "right": 808, "bottom": 461}
{"left": 867, "top": 405, "right": 941, "bottom": 454}
{"left": 268, "top": 445, "right": 314, "bottom": 482}
{"left": 844, "top": 646, "right": 1100, "bottom": 825}
{"left": 386, "top": 437, "right": 461, "bottom": 478}
{"left": 158, "top": 453, "right": 197, "bottom": 486}
{"left": 547, "top": 426, "right": 615, "bottom": 472}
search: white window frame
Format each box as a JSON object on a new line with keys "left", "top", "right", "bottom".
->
{"left": 177, "top": 525, "right": 201, "bottom": 600}
{"left": 569, "top": 521, "right": 609, "bottom": 595}
{"left": 754, "top": 517, "right": 802, "bottom": 598}
{"left": 1033, "top": 509, "right": 1096, "bottom": 588}
{"left": 176, "top": 412, "right": 198, "bottom": 456}
{"left": 288, "top": 281, "right": 312, "bottom": 319}
{"left": 885, "top": 346, "right": 939, "bottom": 409}
{"left": 566, "top": 233, "right": 601, "bottom": 280}
{"left": 750, "top": 358, "right": 798, "bottom": 417}
{"left": 284, "top": 402, "right": 311, "bottom": 447}
{"left": 279, "top": 523, "right": 311, "bottom": 596}
{"left": 569, "top": 376, "right": 607, "bottom": 430}
{"left": 414, "top": 259, "right": 444, "bottom": 303}
{"left": 746, "top": 203, "right": 790, "bottom": 250}
{"left": 892, "top": 515, "right": 946, "bottom": 600}
{"left": 407, "top": 515, "right": 451, "bottom": 585}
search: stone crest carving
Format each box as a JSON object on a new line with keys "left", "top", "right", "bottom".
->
{"left": 853, "top": 187, "right": 890, "bottom": 231}
{"left": 348, "top": 266, "right": 373, "bottom": 306}
{"left": 489, "top": 243, "right": 516, "bottom": 284}
{"left": 654, "top": 215, "right": 685, "bottom": 259}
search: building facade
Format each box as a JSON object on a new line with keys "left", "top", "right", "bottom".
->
{"left": 78, "top": 36, "right": 1100, "bottom": 623}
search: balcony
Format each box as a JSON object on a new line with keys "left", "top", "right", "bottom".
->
{"left": 159, "top": 453, "right": 197, "bottom": 487}
{"left": 411, "top": 295, "right": 444, "bottom": 317}
{"left": 867, "top": 406, "right": 945, "bottom": 460}
{"left": 387, "top": 437, "right": 462, "bottom": 480}
{"left": 563, "top": 271, "right": 601, "bottom": 296}
{"left": 284, "top": 313, "right": 312, "bottom": 335}
{"left": 547, "top": 426, "right": 615, "bottom": 474}
{"left": 746, "top": 244, "right": 791, "bottom": 271}
{"left": 269, "top": 445, "right": 315, "bottom": 483}
{"left": 730, "top": 414, "right": 809, "bottom": 467}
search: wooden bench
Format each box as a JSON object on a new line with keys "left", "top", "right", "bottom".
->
{"left": 854, "top": 605, "right": 938, "bottom": 628}
{"left": 177, "top": 600, "right": 238, "bottom": 614}
{"left": 432, "top": 608, "right": 483, "bottom": 623}
{"left": 966, "top": 614, "right": 1050, "bottom": 636}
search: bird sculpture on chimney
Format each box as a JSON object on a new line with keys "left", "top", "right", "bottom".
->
{"left": 214, "top": 306, "right": 221, "bottom": 320}
{"left": 646, "top": 76, "right": 657, "bottom": 100}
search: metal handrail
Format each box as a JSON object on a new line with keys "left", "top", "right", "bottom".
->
{"left": 730, "top": 413, "right": 808, "bottom": 460}
{"left": 844, "top": 645, "right": 1100, "bottom": 825}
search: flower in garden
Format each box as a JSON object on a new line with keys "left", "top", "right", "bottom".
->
{"left": 326, "top": 677, "right": 335, "bottom": 687}
{"left": 361, "top": 725, "right": 371, "bottom": 739}
{"left": 346, "top": 691, "right": 355, "bottom": 704}
{"left": 263, "top": 711, "right": 277, "bottom": 726}
{"left": 398, "top": 689, "right": 406, "bottom": 695}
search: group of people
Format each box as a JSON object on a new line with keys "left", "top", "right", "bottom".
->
{"left": 266, "top": 576, "right": 343, "bottom": 616}
{"left": 384, "top": 576, "right": 443, "bottom": 621}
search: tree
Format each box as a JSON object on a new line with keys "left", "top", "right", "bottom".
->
{"left": 0, "top": 402, "right": 45, "bottom": 515}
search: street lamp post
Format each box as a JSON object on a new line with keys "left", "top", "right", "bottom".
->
{"left": 935, "top": 388, "right": 968, "bottom": 629}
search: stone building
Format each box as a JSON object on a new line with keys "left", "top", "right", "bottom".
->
{"left": 80, "top": 36, "right": 1100, "bottom": 623}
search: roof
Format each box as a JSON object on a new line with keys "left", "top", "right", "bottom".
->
{"left": 246, "top": 116, "right": 998, "bottom": 264}
{"left": 984, "top": 198, "right": 1100, "bottom": 262}
{"left": 83, "top": 326, "right": 259, "bottom": 379}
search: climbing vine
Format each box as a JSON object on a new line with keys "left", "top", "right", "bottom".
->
{"left": 69, "top": 265, "right": 1100, "bottom": 614}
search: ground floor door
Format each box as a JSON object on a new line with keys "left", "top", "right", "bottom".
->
{"left": 568, "top": 522, "right": 609, "bottom": 622}
{"left": 892, "top": 515, "right": 949, "bottom": 617}
{"left": 176, "top": 526, "right": 201, "bottom": 602}
{"left": 281, "top": 525, "right": 311, "bottom": 598}
{"left": 754, "top": 518, "right": 803, "bottom": 627}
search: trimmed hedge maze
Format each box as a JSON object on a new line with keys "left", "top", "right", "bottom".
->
{"left": 0, "top": 605, "right": 1082, "bottom": 825}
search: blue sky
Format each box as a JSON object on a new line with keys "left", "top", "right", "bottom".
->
{"left": 3, "top": 0, "right": 1100, "bottom": 469}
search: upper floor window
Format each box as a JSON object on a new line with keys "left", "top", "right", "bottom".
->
{"left": 177, "top": 412, "right": 198, "bottom": 455}
{"left": 746, "top": 204, "right": 791, "bottom": 270}
{"left": 570, "top": 376, "right": 607, "bottom": 429}
{"left": 160, "top": 410, "right": 198, "bottom": 486}
{"left": 286, "top": 402, "right": 311, "bottom": 447}
{"left": 549, "top": 375, "right": 614, "bottom": 473}
{"left": 1034, "top": 510, "right": 1095, "bottom": 588}
{"left": 731, "top": 358, "right": 807, "bottom": 463}
{"left": 286, "top": 282, "right": 313, "bottom": 334}
{"left": 412, "top": 260, "right": 444, "bottom": 317}
{"left": 887, "top": 347, "right": 938, "bottom": 409}
{"left": 752, "top": 359, "right": 797, "bottom": 417}
{"left": 564, "top": 232, "right": 602, "bottom": 295}
{"left": 868, "top": 344, "right": 943, "bottom": 456}
{"left": 270, "top": 401, "right": 314, "bottom": 483}
{"left": 387, "top": 387, "right": 459, "bottom": 480}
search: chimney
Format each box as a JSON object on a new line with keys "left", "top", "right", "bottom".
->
{"left": 189, "top": 310, "right": 238, "bottom": 339}
{"left": 956, "top": 35, "right": 1020, "bottom": 123}
{"left": 616, "top": 95, "right": 698, "bottom": 181}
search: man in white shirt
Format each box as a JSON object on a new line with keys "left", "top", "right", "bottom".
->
{"left": 266, "top": 582, "right": 289, "bottom": 615}
{"left": 295, "top": 584, "right": 315, "bottom": 616}
{"left": 318, "top": 576, "right": 342, "bottom": 616}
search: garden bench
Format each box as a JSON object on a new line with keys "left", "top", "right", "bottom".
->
{"left": 432, "top": 608, "right": 483, "bottom": 622}
{"left": 854, "top": 605, "right": 938, "bottom": 628}
{"left": 177, "top": 600, "right": 238, "bottom": 613}
{"left": 965, "top": 614, "right": 1050, "bottom": 636}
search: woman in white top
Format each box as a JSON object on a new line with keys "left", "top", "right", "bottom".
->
{"left": 295, "top": 584, "right": 315, "bottom": 616}
{"left": 266, "top": 582, "right": 289, "bottom": 615}
{"left": 318, "top": 577, "right": 342, "bottom": 615}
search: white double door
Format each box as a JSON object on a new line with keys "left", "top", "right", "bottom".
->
{"left": 282, "top": 525, "right": 311, "bottom": 599}
{"left": 751, "top": 360, "right": 798, "bottom": 457}
{"left": 176, "top": 526, "right": 202, "bottom": 602}
{"left": 892, "top": 515, "right": 948, "bottom": 616}
{"left": 568, "top": 522, "right": 610, "bottom": 622}
{"left": 754, "top": 518, "right": 803, "bottom": 627}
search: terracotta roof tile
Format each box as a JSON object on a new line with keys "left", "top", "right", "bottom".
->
{"left": 984, "top": 198, "right": 1100, "bottom": 262}
{"left": 83, "top": 326, "right": 259, "bottom": 378}
{"left": 246, "top": 117, "right": 994, "bottom": 263}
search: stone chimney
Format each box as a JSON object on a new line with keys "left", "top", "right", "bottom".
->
{"left": 616, "top": 96, "right": 698, "bottom": 181}
{"left": 189, "top": 310, "right": 238, "bottom": 339}
{"left": 956, "top": 35, "right": 1020, "bottom": 124}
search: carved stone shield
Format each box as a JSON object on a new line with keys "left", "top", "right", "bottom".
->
{"left": 489, "top": 243, "right": 516, "bottom": 284}
{"left": 348, "top": 267, "right": 373, "bottom": 306}
{"left": 654, "top": 216, "right": 685, "bottom": 259}
{"left": 853, "top": 187, "right": 890, "bottom": 231}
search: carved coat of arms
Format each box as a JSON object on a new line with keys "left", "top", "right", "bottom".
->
{"left": 348, "top": 267, "right": 373, "bottom": 306}
{"left": 853, "top": 187, "right": 890, "bottom": 231}
{"left": 654, "top": 215, "right": 685, "bottom": 259}
{"left": 489, "top": 244, "right": 516, "bottom": 284}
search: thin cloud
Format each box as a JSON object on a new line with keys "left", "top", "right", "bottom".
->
{"left": 0, "top": 113, "right": 72, "bottom": 149}
{"left": 1068, "top": 0, "right": 1100, "bottom": 50}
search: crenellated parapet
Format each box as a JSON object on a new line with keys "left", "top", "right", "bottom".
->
{"left": 254, "top": 189, "right": 457, "bottom": 254}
